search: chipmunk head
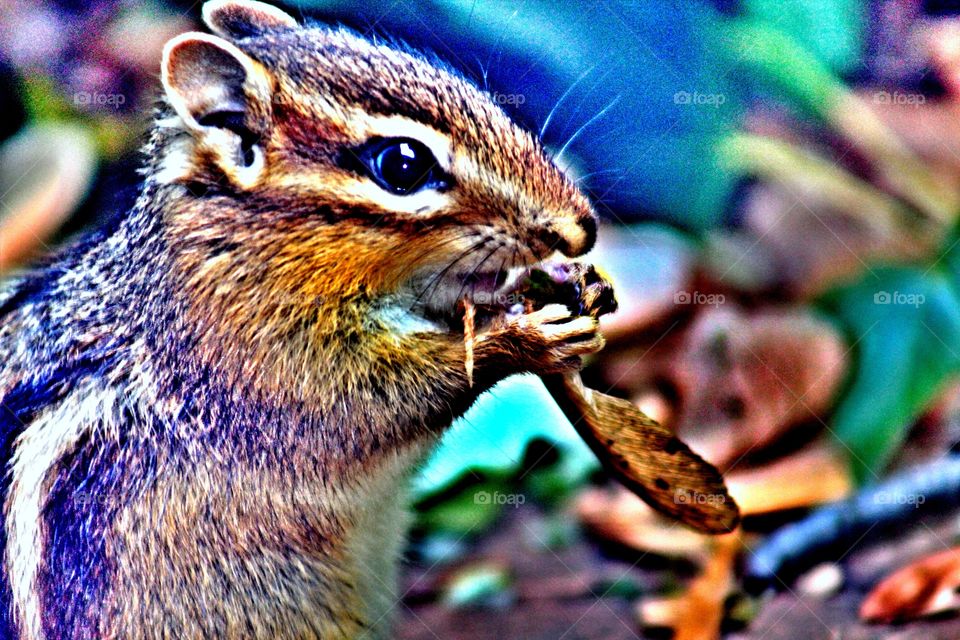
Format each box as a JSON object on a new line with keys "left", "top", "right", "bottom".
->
{"left": 158, "top": 0, "right": 597, "bottom": 320}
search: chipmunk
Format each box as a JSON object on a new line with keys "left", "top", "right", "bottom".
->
{"left": 0, "top": 1, "right": 605, "bottom": 638}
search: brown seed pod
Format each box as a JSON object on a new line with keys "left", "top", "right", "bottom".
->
{"left": 544, "top": 373, "right": 740, "bottom": 533}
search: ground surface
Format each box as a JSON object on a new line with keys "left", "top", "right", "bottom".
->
{"left": 396, "top": 501, "right": 960, "bottom": 639}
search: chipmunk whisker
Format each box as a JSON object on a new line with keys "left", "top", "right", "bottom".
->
{"left": 540, "top": 65, "right": 596, "bottom": 140}
{"left": 554, "top": 94, "right": 621, "bottom": 166}
{"left": 454, "top": 241, "right": 503, "bottom": 306}
{"left": 411, "top": 236, "right": 491, "bottom": 312}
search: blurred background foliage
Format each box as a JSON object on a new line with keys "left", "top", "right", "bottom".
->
{"left": 8, "top": 0, "right": 960, "bottom": 636}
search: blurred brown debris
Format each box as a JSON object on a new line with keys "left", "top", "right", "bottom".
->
{"left": 861, "top": 547, "right": 960, "bottom": 623}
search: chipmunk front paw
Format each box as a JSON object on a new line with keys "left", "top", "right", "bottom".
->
{"left": 556, "top": 262, "right": 618, "bottom": 318}
{"left": 488, "top": 303, "right": 605, "bottom": 375}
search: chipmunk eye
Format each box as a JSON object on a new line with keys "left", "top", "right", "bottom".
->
{"left": 366, "top": 138, "right": 445, "bottom": 195}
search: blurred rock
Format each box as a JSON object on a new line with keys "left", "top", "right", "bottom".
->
{"left": 796, "top": 563, "right": 844, "bottom": 599}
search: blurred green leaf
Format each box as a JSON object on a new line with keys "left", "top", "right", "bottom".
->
{"left": 21, "top": 75, "right": 74, "bottom": 123}
{"left": 723, "top": 19, "right": 847, "bottom": 120}
{"left": 416, "top": 476, "right": 513, "bottom": 537}
{"left": 741, "top": 0, "right": 865, "bottom": 76}
{"left": 523, "top": 462, "right": 581, "bottom": 508}
{"left": 824, "top": 262, "right": 960, "bottom": 483}
{"left": 413, "top": 376, "right": 605, "bottom": 537}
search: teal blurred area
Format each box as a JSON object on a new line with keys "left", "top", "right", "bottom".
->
{"left": 413, "top": 375, "right": 598, "bottom": 499}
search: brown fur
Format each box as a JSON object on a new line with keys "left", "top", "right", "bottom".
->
{"left": 137, "top": 3, "right": 603, "bottom": 635}
{"left": 0, "top": 2, "right": 603, "bottom": 638}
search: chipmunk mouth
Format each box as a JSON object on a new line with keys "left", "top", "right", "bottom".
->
{"left": 407, "top": 239, "right": 551, "bottom": 326}
{"left": 413, "top": 267, "right": 515, "bottom": 321}
{"left": 454, "top": 268, "right": 512, "bottom": 294}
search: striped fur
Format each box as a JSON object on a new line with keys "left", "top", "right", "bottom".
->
{"left": 0, "top": 1, "right": 602, "bottom": 637}
{"left": 6, "top": 385, "right": 118, "bottom": 639}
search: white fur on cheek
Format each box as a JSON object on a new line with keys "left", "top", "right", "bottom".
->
{"left": 154, "top": 136, "right": 196, "bottom": 185}
{"left": 373, "top": 302, "right": 443, "bottom": 338}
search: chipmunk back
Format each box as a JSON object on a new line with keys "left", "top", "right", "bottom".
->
{"left": 0, "top": 1, "right": 603, "bottom": 638}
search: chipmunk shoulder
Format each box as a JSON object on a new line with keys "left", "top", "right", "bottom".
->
{"left": 0, "top": 1, "right": 602, "bottom": 638}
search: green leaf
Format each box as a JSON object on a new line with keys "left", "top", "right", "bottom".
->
{"left": 824, "top": 266, "right": 960, "bottom": 483}
{"left": 741, "top": 0, "right": 865, "bottom": 76}
{"left": 415, "top": 476, "right": 514, "bottom": 537}
{"left": 723, "top": 18, "right": 848, "bottom": 119}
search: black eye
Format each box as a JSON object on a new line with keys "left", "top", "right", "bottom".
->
{"left": 365, "top": 138, "right": 445, "bottom": 195}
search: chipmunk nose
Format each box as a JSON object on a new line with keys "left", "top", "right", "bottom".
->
{"left": 545, "top": 212, "right": 597, "bottom": 257}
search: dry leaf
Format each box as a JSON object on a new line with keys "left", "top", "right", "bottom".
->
{"left": 545, "top": 373, "right": 740, "bottom": 534}
{"left": 497, "top": 264, "right": 739, "bottom": 533}
{"left": 860, "top": 547, "right": 960, "bottom": 623}
{"left": 637, "top": 532, "right": 740, "bottom": 640}
{"left": 597, "top": 306, "right": 847, "bottom": 470}
{"left": 576, "top": 442, "right": 851, "bottom": 556}
{"left": 724, "top": 443, "right": 852, "bottom": 515}
{"left": 575, "top": 485, "right": 711, "bottom": 561}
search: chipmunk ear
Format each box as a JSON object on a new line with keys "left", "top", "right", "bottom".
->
{"left": 162, "top": 32, "right": 273, "bottom": 186}
{"left": 202, "top": 0, "right": 297, "bottom": 40}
